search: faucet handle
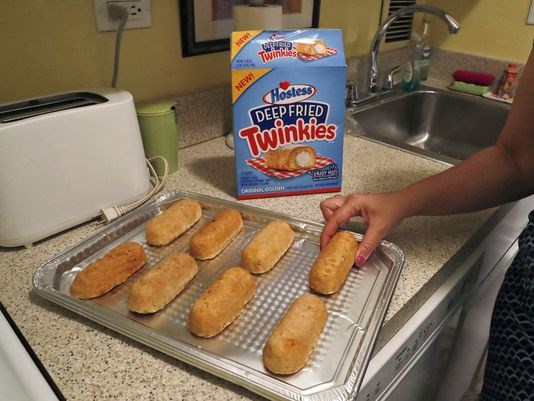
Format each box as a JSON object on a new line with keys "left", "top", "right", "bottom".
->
{"left": 345, "top": 80, "right": 359, "bottom": 107}
{"left": 385, "top": 66, "right": 402, "bottom": 90}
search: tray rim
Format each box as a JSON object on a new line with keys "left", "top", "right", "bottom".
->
{"left": 32, "top": 190, "right": 404, "bottom": 401}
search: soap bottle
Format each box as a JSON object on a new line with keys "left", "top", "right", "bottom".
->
{"left": 401, "top": 60, "right": 420, "bottom": 92}
{"left": 419, "top": 45, "right": 431, "bottom": 81}
{"left": 414, "top": 18, "right": 432, "bottom": 81}
{"left": 401, "top": 36, "right": 422, "bottom": 91}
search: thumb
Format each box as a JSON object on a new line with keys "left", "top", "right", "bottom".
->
{"left": 355, "top": 226, "right": 384, "bottom": 267}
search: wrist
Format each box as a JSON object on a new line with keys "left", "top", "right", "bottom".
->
{"left": 391, "top": 188, "right": 420, "bottom": 220}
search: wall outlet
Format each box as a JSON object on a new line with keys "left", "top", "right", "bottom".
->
{"left": 94, "top": 0, "right": 151, "bottom": 32}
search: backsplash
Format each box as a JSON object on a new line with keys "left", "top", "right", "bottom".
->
{"left": 346, "top": 47, "right": 525, "bottom": 95}
{"left": 427, "top": 48, "right": 525, "bottom": 83}
{"left": 162, "top": 85, "right": 232, "bottom": 149}
{"left": 172, "top": 49, "right": 525, "bottom": 149}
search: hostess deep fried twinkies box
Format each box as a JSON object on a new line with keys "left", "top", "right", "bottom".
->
{"left": 231, "top": 29, "right": 346, "bottom": 200}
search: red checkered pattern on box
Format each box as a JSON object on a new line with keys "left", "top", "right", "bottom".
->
{"left": 297, "top": 48, "right": 337, "bottom": 62}
{"left": 246, "top": 156, "right": 335, "bottom": 179}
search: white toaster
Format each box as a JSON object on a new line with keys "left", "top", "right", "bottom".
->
{"left": 0, "top": 88, "right": 151, "bottom": 248}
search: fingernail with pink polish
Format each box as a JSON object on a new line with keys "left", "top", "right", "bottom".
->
{"left": 356, "top": 255, "right": 366, "bottom": 267}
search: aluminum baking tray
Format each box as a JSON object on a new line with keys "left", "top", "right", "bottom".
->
{"left": 33, "top": 191, "right": 404, "bottom": 401}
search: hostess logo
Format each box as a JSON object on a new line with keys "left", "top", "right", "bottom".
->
{"left": 267, "top": 33, "right": 287, "bottom": 42}
{"left": 263, "top": 82, "right": 316, "bottom": 105}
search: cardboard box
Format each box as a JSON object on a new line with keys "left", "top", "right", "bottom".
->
{"left": 231, "top": 29, "right": 346, "bottom": 200}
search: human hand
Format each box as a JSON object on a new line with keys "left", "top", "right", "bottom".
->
{"left": 320, "top": 192, "right": 407, "bottom": 267}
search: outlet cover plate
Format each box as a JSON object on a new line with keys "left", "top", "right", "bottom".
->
{"left": 94, "top": 0, "right": 151, "bottom": 32}
{"left": 528, "top": 0, "right": 534, "bottom": 25}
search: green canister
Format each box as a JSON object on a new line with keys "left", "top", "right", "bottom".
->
{"left": 136, "top": 100, "right": 179, "bottom": 176}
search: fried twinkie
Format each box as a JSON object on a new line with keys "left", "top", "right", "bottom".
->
{"left": 70, "top": 241, "right": 147, "bottom": 299}
{"left": 189, "top": 209, "right": 243, "bottom": 260}
{"left": 189, "top": 267, "right": 256, "bottom": 338}
{"left": 308, "top": 231, "right": 358, "bottom": 295}
{"left": 263, "top": 294, "right": 328, "bottom": 375}
{"left": 242, "top": 220, "right": 293, "bottom": 274}
{"left": 264, "top": 146, "right": 317, "bottom": 171}
{"left": 128, "top": 252, "right": 198, "bottom": 314}
{"left": 293, "top": 39, "right": 328, "bottom": 56}
{"left": 145, "top": 199, "right": 202, "bottom": 246}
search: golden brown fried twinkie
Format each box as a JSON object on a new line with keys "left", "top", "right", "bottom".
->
{"left": 293, "top": 39, "right": 328, "bottom": 56}
{"left": 263, "top": 294, "right": 328, "bottom": 375}
{"left": 188, "top": 267, "right": 256, "bottom": 338}
{"left": 145, "top": 199, "right": 202, "bottom": 246}
{"left": 70, "top": 241, "right": 147, "bottom": 299}
{"left": 242, "top": 220, "right": 294, "bottom": 274}
{"left": 128, "top": 252, "right": 198, "bottom": 314}
{"left": 189, "top": 209, "right": 243, "bottom": 260}
{"left": 264, "top": 146, "right": 317, "bottom": 171}
{"left": 308, "top": 230, "right": 358, "bottom": 294}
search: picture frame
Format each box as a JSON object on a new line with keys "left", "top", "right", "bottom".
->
{"left": 179, "top": 0, "right": 321, "bottom": 57}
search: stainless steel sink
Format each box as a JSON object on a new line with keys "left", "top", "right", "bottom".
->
{"left": 348, "top": 87, "right": 511, "bottom": 164}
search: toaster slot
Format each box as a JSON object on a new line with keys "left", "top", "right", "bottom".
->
{"left": 0, "top": 92, "right": 108, "bottom": 123}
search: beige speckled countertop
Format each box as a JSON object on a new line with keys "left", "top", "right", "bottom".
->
{"left": 0, "top": 134, "right": 495, "bottom": 400}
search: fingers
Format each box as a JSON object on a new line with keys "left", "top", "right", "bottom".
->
{"left": 320, "top": 192, "right": 405, "bottom": 268}
{"left": 319, "top": 195, "right": 346, "bottom": 248}
{"left": 320, "top": 193, "right": 389, "bottom": 268}
{"left": 355, "top": 202, "right": 401, "bottom": 267}
{"left": 320, "top": 196, "right": 360, "bottom": 249}
{"left": 319, "top": 195, "right": 345, "bottom": 220}
{"left": 355, "top": 225, "right": 383, "bottom": 267}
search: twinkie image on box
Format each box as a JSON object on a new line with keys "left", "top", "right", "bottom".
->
{"left": 231, "top": 29, "right": 346, "bottom": 200}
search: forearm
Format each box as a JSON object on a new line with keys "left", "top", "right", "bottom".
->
{"left": 397, "top": 143, "right": 532, "bottom": 218}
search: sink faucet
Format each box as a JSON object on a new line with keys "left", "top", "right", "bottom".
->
{"left": 367, "top": 4, "right": 460, "bottom": 95}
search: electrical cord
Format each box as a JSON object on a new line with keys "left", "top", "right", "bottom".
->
{"left": 100, "top": 155, "right": 169, "bottom": 223}
{"left": 108, "top": 4, "right": 129, "bottom": 88}
{"left": 101, "top": 6, "right": 169, "bottom": 223}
